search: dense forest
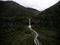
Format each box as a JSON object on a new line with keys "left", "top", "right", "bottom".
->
{"left": 0, "top": 1, "right": 36, "bottom": 45}
{"left": 32, "top": 1, "right": 60, "bottom": 45}
{"left": 0, "top": 1, "right": 60, "bottom": 45}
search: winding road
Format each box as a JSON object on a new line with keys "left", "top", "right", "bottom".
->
{"left": 28, "top": 18, "right": 42, "bottom": 45}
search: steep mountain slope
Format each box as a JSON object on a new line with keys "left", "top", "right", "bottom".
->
{"left": 27, "top": 8, "right": 40, "bottom": 15}
{"left": 0, "top": 1, "right": 35, "bottom": 16}
{"left": 0, "top": 1, "right": 37, "bottom": 45}
{"left": 32, "top": 1, "right": 60, "bottom": 45}
{"left": 40, "top": 1, "right": 60, "bottom": 15}
{"left": 38, "top": 1, "right": 60, "bottom": 29}
{"left": 0, "top": 1, "right": 60, "bottom": 45}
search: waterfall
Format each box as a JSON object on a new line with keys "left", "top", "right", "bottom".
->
{"left": 28, "top": 18, "right": 42, "bottom": 45}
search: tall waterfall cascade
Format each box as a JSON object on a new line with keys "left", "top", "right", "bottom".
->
{"left": 28, "top": 18, "right": 42, "bottom": 45}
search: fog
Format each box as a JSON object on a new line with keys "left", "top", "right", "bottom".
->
{"left": 1, "top": 0, "right": 60, "bottom": 11}
{"left": 13, "top": 0, "right": 59, "bottom": 11}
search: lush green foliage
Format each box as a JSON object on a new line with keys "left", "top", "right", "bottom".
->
{"left": 32, "top": 1, "right": 60, "bottom": 45}
{"left": 0, "top": 1, "right": 35, "bottom": 45}
{"left": 0, "top": 1, "right": 60, "bottom": 45}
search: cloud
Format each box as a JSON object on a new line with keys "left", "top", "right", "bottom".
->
{"left": 13, "top": 0, "right": 59, "bottom": 11}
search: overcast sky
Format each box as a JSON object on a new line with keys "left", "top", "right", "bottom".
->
{"left": 1, "top": 0, "right": 60, "bottom": 11}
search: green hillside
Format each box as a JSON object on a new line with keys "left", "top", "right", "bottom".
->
{"left": 32, "top": 1, "right": 60, "bottom": 45}
{"left": 0, "top": 1, "right": 60, "bottom": 45}
{"left": 0, "top": 1, "right": 36, "bottom": 45}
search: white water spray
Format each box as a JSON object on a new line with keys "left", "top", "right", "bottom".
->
{"left": 28, "top": 18, "right": 42, "bottom": 45}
